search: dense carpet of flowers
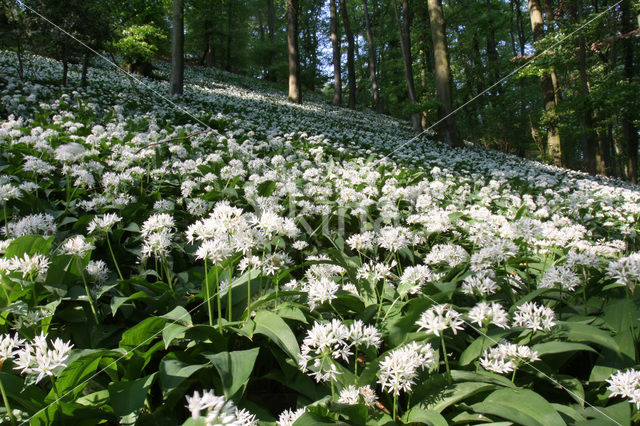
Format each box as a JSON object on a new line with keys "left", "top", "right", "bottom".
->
{"left": 0, "top": 50, "right": 639, "bottom": 425}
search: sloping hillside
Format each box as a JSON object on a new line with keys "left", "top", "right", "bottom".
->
{"left": 0, "top": 52, "right": 639, "bottom": 425}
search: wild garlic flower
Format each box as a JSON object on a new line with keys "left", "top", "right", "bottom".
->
{"left": 0, "top": 333, "right": 24, "bottom": 362}
{"left": 480, "top": 342, "right": 539, "bottom": 374}
{"left": 377, "top": 341, "right": 437, "bottom": 396}
{"left": 141, "top": 231, "right": 173, "bottom": 259}
{"left": 467, "top": 301, "right": 509, "bottom": 329}
{"left": 348, "top": 320, "right": 382, "bottom": 349}
{"left": 141, "top": 213, "right": 175, "bottom": 238}
{"left": 86, "top": 260, "right": 109, "bottom": 283}
{"left": 512, "top": 302, "right": 556, "bottom": 332}
{"left": 398, "top": 265, "right": 436, "bottom": 295}
{"left": 87, "top": 213, "right": 122, "bottom": 234}
{"left": 61, "top": 235, "right": 95, "bottom": 257}
{"left": 0, "top": 183, "right": 21, "bottom": 203}
{"left": 346, "top": 231, "right": 375, "bottom": 252}
{"left": 195, "top": 239, "right": 232, "bottom": 265}
{"left": 8, "top": 253, "right": 50, "bottom": 282}
{"left": 302, "top": 276, "right": 339, "bottom": 311}
{"left": 298, "top": 320, "right": 351, "bottom": 383}
{"left": 377, "top": 226, "right": 413, "bottom": 252}
{"left": 356, "top": 260, "right": 395, "bottom": 282}
{"left": 539, "top": 265, "right": 580, "bottom": 291}
{"left": 460, "top": 271, "right": 498, "bottom": 297}
{"left": 12, "top": 333, "right": 73, "bottom": 383}
{"left": 185, "top": 389, "right": 257, "bottom": 425}
{"left": 277, "top": 408, "right": 305, "bottom": 426}
{"left": 338, "top": 385, "right": 378, "bottom": 407}
{"left": 606, "top": 369, "right": 640, "bottom": 409}
{"left": 3, "top": 213, "right": 56, "bottom": 237}
{"left": 606, "top": 253, "right": 640, "bottom": 293}
{"left": 424, "top": 244, "right": 469, "bottom": 267}
{"left": 416, "top": 304, "right": 465, "bottom": 337}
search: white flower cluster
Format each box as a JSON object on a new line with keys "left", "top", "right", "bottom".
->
{"left": 0, "top": 332, "right": 73, "bottom": 383}
{"left": 337, "top": 384, "right": 378, "bottom": 406}
{"left": 298, "top": 319, "right": 381, "bottom": 383}
{"left": 480, "top": 342, "right": 540, "bottom": 374}
{"left": 512, "top": 302, "right": 556, "bottom": 332}
{"left": 416, "top": 304, "right": 465, "bottom": 337}
{"left": 61, "top": 235, "right": 95, "bottom": 258}
{"left": 606, "top": 253, "right": 640, "bottom": 293}
{"left": 0, "top": 253, "right": 50, "bottom": 282}
{"left": 539, "top": 265, "right": 581, "bottom": 291}
{"left": 141, "top": 213, "right": 175, "bottom": 259}
{"left": 185, "top": 389, "right": 257, "bottom": 425}
{"left": 276, "top": 408, "right": 305, "bottom": 426}
{"left": 467, "top": 301, "right": 509, "bottom": 329}
{"left": 606, "top": 369, "right": 640, "bottom": 409}
{"left": 377, "top": 341, "right": 437, "bottom": 396}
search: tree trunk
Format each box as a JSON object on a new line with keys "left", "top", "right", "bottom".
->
{"left": 226, "top": 1, "right": 232, "bottom": 71}
{"left": 362, "top": 0, "right": 381, "bottom": 112}
{"left": 622, "top": 0, "right": 638, "bottom": 183}
{"left": 486, "top": 0, "right": 500, "bottom": 88}
{"left": 393, "top": 0, "right": 422, "bottom": 131}
{"left": 576, "top": 0, "right": 596, "bottom": 174}
{"left": 17, "top": 30, "right": 24, "bottom": 81}
{"left": 528, "top": 0, "right": 561, "bottom": 166}
{"left": 266, "top": 0, "right": 276, "bottom": 80}
{"left": 329, "top": 0, "right": 342, "bottom": 106}
{"left": 62, "top": 59, "right": 68, "bottom": 86}
{"left": 81, "top": 52, "right": 89, "bottom": 88}
{"left": 340, "top": 0, "right": 356, "bottom": 109}
{"left": 286, "top": 0, "right": 302, "bottom": 103}
{"left": 427, "top": 0, "right": 460, "bottom": 146}
{"left": 169, "top": 0, "right": 184, "bottom": 96}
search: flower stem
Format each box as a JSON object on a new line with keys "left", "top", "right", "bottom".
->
{"left": 204, "top": 259, "right": 212, "bottom": 327}
{"left": 511, "top": 366, "right": 518, "bottom": 383}
{"left": 77, "top": 258, "right": 99, "bottom": 324}
{"left": 441, "top": 334, "right": 451, "bottom": 383}
{"left": 2, "top": 204, "right": 8, "bottom": 237}
{"left": 106, "top": 235, "right": 123, "bottom": 280}
{"left": 246, "top": 268, "right": 252, "bottom": 316}
{"left": 227, "top": 267, "right": 232, "bottom": 322}
{"left": 393, "top": 394, "right": 398, "bottom": 421}
{"left": 215, "top": 267, "right": 222, "bottom": 332}
{"left": 0, "top": 373, "right": 17, "bottom": 426}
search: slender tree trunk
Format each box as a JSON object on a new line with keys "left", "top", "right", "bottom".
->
{"left": 340, "top": 0, "right": 356, "bottom": 109}
{"left": 329, "top": 0, "right": 342, "bottom": 105}
{"left": 267, "top": 0, "right": 276, "bottom": 80}
{"left": 427, "top": 0, "right": 460, "bottom": 145}
{"left": 622, "top": 0, "right": 638, "bottom": 183}
{"left": 576, "top": 0, "right": 596, "bottom": 174}
{"left": 81, "top": 52, "right": 89, "bottom": 88}
{"left": 62, "top": 59, "right": 68, "bottom": 86}
{"left": 169, "top": 0, "right": 184, "bottom": 96}
{"left": 486, "top": 0, "right": 500, "bottom": 87}
{"left": 363, "top": 0, "right": 381, "bottom": 112}
{"left": 226, "top": 1, "right": 232, "bottom": 71}
{"left": 393, "top": 0, "right": 422, "bottom": 131}
{"left": 528, "top": 0, "right": 561, "bottom": 166}
{"left": 286, "top": 0, "right": 302, "bottom": 103}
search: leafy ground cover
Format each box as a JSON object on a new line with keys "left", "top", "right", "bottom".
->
{"left": 0, "top": 51, "right": 639, "bottom": 425}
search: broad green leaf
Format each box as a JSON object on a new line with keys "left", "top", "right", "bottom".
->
{"left": 119, "top": 317, "right": 167, "bottom": 350}
{"left": 4, "top": 235, "right": 53, "bottom": 258}
{"left": 162, "top": 323, "right": 188, "bottom": 348}
{"left": 471, "top": 388, "right": 565, "bottom": 426}
{"left": 558, "top": 322, "right": 619, "bottom": 352}
{"left": 108, "top": 372, "right": 156, "bottom": 418}
{"left": 203, "top": 347, "right": 260, "bottom": 398}
{"left": 459, "top": 329, "right": 512, "bottom": 365}
{"left": 420, "top": 381, "right": 497, "bottom": 413}
{"left": 0, "top": 371, "right": 47, "bottom": 413}
{"left": 160, "top": 305, "right": 192, "bottom": 325}
{"left": 532, "top": 341, "right": 597, "bottom": 356}
{"left": 47, "top": 352, "right": 104, "bottom": 401}
{"left": 159, "top": 357, "right": 209, "bottom": 397}
{"left": 253, "top": 310, "right": 300, "bottom": 360}
{"left": 403, "top": 407, "right": 448, "bottom": 426}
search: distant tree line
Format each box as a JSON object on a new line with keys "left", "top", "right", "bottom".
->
{"left": 1, "top": 0, "right": 639, "bottom": 182}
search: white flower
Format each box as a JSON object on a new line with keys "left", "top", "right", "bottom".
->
{"left": 424, "top": 244, "right": 469, "bottom": 267}
{"left": 141, "top": 231, "right": 172, "bottom": 259}
{"left": 86, "top": 260, "right": 109, "bottom": 283}
{"left": 606, "top": 253, "right": 640, "bottom": 293}
{"left": 460, "top": 271, "right": 498, "bottom": 297}
{"left": 467, "top": 301, "right": 509, "bottom": 329}
{"left": 480, "top": 342, "right": 539, "bottom": 375}
{"left": 0, "top": 333, "right": 24, "bottom": 361}
{"left": 303, "top": 276, "right": 339, "bottom": 311}
{"left": 348, "top": 320, "right": 382, "bottom": 349}
{"left": 13, "top": 333, "right": 73, "bottom": 383}
{"left": 512, "top": 302, "right": 555, "bottom": 332}
{"left": 87, "top": 213, "right": 122, "bottom": 234}
{"left": 338, "top": 385, "right": 378, "bottom": 407}
{"left": 185, "top": 389, "right": 257, "bottom": 425}
{"left": 61, "top": 235, "right": 95, "bottom": 257}
{"left": 196, "top": 239, "right": 232, "bottom": 265}
{"left": 539, "top": 265, "right": 581, "bottom": 291}
{"left": 378, "top": 341, "right": 437, "bottom": 396}
{"left": 607, "top": 369, "right": 640, "bottom": 409}
{"left": 277, "top": 408, "right": 305, "bottom": 426}
{"left": 377, "top": 226, "right": 413, "bottom": 252}
{"left": 141, "top": 213, "right": 175, "bottom": 238}
{"left": 8, "top": 253, "right": 50, "bottom": 282}
{"left": 416, "top": 304, "right": 465, "bottom": 337}
{"left": 346, "top": 231, "right": 375, "bottom": 251}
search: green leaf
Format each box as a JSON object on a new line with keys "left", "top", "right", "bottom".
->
{"left": 110, "top": 291, "right": 154, "bottom": 316}
{"left": 253, "top": 310, "right": 300, "bottom": 360}
{"left": 558, "top": 322, "right": 619, "bottom": 352}
{"left": 119, "top": 317, "right": 167, "bottom": 350}
{"left": 158, "top": 357, "right": 209, "bottom": 397}
{"left": 420, "top": 381, "right": 497, "bottom": 413}
{"left": 203, "top": 347, "right": 260, "bottom": 398}
{"left": 471, "top": 388, "right": 565, "bottom": 426}
{"left": 162, "top": 323, "right": 188, "bottom": 348}
{"left": 4, "top": 235, "right": 53, "bottom": 258}
{"left": 459, "top": 329, "right": 512, "bottom": 365}
{"left": 160, "top": 305, "right": 192, "bottom": 325}
{"left": 532, "top": 341, "right": 597, "bottom": 356}
{"left": 48, "top": 352, "right": 104, "bottom": 401}
{"left": 108, "top": 373, "right": 156, "bottom": 418}
{"left": 403, "top": 407, "right": 448, "bottom": 426}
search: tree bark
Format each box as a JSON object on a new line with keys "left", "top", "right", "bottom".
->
{"left": 340, "top": 0, "right": 356, "bottom": 109}
{"left": 576, "top": 0, "right": 596, "bottom": 174}
{"left": 393, "top": 0, "right": 422, "bottom": 131}
{"left": 17, "top": 29, "right": 24, "bottom": 81}
{"left": 622, "top": 0, "right": 638, "bottom": 183}
{"left": 169, "top": 0, "right": 184, "bottom": 96}
{"left": 528, "top": 0, "right": 561, "bottom": 166}
{"left": 226, "top": 0, "right": 232, "bottom": 71}
{"left": 329, "top": 0, "right": 342, "bottom": 106}
{"left": 286, "top": 0, "right": 302, "bottom": 103}
{"left": 267, "top": 0, "right": 276, "bottom": 81}
{"left": 81, "top": 52, "right": 89, "bottom": 88}
{"left": 427, "top": 0, "right": 460, "bottom": 145}
{"left": 362, "top": 0, "right": 381, "bottom": 112}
